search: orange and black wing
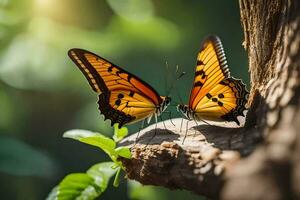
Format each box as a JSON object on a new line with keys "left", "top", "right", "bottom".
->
{"left": 68, "top": 48, "right": 163, "bottom": 127}
{"left": 189, "top": 35, "right": 230, "bottom": 109}
{"left": 188, "top": 36, "right": 248, "bottom": 125}
{"left": 193, "top": 78, "right": 248, "bottom": 125}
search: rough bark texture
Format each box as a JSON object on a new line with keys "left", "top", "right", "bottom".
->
{"left": 119, "top": 1, "right": 300, "bottom": 199}
{"left": 119, "top": 119, "right": 255, "bottom": 199}
{"left": 223, "top": 1, "right": 300, "bottom": 200}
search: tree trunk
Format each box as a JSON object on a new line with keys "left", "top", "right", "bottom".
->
{"left": 119, "top": 1, "right": 300, "bottom": 199}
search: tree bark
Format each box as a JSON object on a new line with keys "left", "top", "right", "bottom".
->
{"left": 119, "top": 1, "right": 300, "bottom": 199}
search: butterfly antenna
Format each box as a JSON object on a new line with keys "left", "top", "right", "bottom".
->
{"left": 166, "top": 65, "right": 186, "bottom": 97}
{"left": 175, "top": 65, "right": 187, "bottom": 80}
{"left": 164, "top": 61, "right": 169, "bottom": 96}
{"left": 174, "top": 65, "right": 185, "bottom": 105}
{"left": 175, "top": 64, "right": 180, "bottom": 74}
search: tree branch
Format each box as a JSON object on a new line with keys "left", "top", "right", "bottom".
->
{"left": 119, "top": 118, "right": 257, "bottom": 199}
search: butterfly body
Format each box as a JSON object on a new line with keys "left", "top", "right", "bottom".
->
{"left": 68, "top": 49, "right": 170, "bottom": 128}
{"left": 177, "top": 36, "right": 248, "bottom": 125}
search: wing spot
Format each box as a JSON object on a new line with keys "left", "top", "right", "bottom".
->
{"left": 194, "top": 81, "right": 203, "bottom": 87}
{"left": 115, "top": 99, "right": 121, "bottom": 106}
{"left": 116, "top": 70, "right": 125, "bottom": 76}
{"left": 127, "top": 74, "right": 132, "bottom": 81}
{"left": 218, "top": 101, "right": 223, "bottom": 106}
{"left": 218, "top": 93, "right": 224, "bottom": 98}
{"left": 197, "top": 60, "right": 204, "bottom": 65}
{"left": 129, "top": 91, "right": 134, "bottom": 97}
{"left": 206, "top": 93, "right": 212, "bottom": 99}
{"left": 212, "top": 98, "right": 218, "bottom": 102}
{"left": 118, "top": 93, "right": 124, "bottom": 99}
{"left": 108, "top": 66, "right": 113, "bottom": 72}
{"left": 195, "top": 70, "right": 205, "bottom": 79}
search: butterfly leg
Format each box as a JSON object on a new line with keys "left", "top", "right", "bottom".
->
{"left": 164, "top": 111, "right": 175, "bottom": 126}
{"left": 180, "top": 118, "right": 184, "bottom": 132}
{"left": 147, "top": 115, "right": 152, "bottom": 124}
{"left": 135, "top": 119, "right": 145, "bottom": 143}
{"left": 154, "top": 113, "right": 158, "bottom": 137}
{"left": 199, "top": 119, "right": 211, "bottom": 126}
{"left": 147, "top": 119, "right": 157, "bottom": 145}
{"left": 193, "top": 120, "right": 199, "bottom": 137}
{"left": 182, "top": 120, "right": 190, "bottom": 144}
{"left": 159, "top": 115, "right": 167, "bottom": 130}
{"left": 160, "top": 112, "right": 172, "bottom": 135}
{"left": 155, "top": 119, "right": 157, "bottom": 135}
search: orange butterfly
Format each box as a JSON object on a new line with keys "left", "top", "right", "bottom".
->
{"left": 68, "top": 49, "right": 171, "bottom": 128}
{"left": 177, "top": 36, "right": 248, "bottom": 125}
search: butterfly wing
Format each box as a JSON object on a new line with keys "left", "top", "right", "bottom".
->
{"left": 68, "top": 48, "right": 163, "bottom": 127}
{"left": 188, "top": 36, "right": 248, "bottom": 124}
{"left": 189, "top": 35, "right": 230, "bottom": 110}
{"left": 193, "top": 78, "right": 248, "bottom": 125}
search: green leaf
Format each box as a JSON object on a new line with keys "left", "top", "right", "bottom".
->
{"left": 47, "top": 162, "right": 117, "bottom": 200}
{"left": 46, "top": 187, "right": 59, "bottom": 200}
{"left": 63, "top": 129, "right": 106, "bottom": 141}
{"left": 113, "top": 124, "right": 128, "bottom": 142}
{"left": 80, "top": 136, "right": 116, "bottom": 156}
{"left": 115, "top": 146, "right": 131, "bottom": 159}
{"left": 63, "top": 129, "right": 116, "bottom": 157}
{"left": 113, "top": 167, "right": 121, "bottom": 187}
{"left": 87, "top": 162, "right": 117, "bottom": 191}
{"left": 46, "top": 173, "right": 97, "bottom": 200}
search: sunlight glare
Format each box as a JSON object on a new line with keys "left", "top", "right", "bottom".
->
{"left": 35, "top": 0, "right": 53, "bottom": 10}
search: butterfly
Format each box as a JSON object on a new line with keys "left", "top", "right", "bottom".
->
{"left": 68, "top": 49, "right": 171, "bottom": 128}
{"left": 177, "top": 35, "right": 248, "bottom": 125}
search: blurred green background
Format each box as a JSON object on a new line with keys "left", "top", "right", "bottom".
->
{"left": 0, "top": 0, "right": 248, "bottom": 199}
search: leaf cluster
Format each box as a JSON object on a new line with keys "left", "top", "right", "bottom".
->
{"left": 47, "top": 125, "right": 131, "bottom": 200}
